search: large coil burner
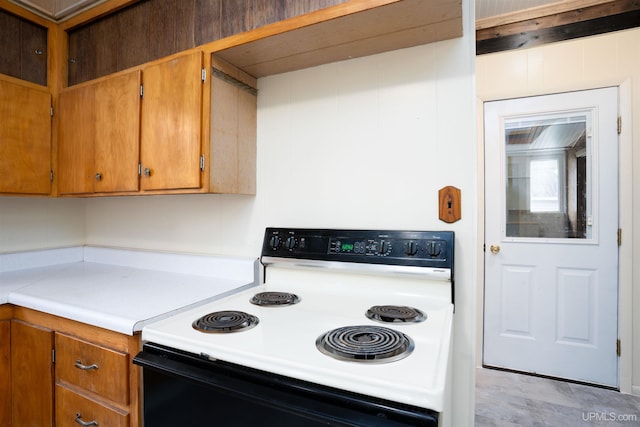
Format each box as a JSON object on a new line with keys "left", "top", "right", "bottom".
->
{"left": 192, "top": 311, "right": 259, "bottom": 333}
{"left": 250, "top": 291, "right": 300, "bottom": 307}
{"left": 316, "top": 325, "right": 414, "bottom": 363}
{"left": 366, "top": 305, "right": 426, "bottom": 324}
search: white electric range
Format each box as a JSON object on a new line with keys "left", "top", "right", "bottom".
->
{"left": 135, "top": 228, "right": 454, "bottom": 427}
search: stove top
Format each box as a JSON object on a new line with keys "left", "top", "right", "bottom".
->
{"left": 141, "top": 228, "right": 454, "bottom": 412}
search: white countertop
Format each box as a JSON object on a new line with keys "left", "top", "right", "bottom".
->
{"left": 0, "top": 246, "right": 258, "bottom": 335}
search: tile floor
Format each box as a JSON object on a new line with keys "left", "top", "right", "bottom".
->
{"left": 475, "top": 368, "right": 640, "bottom": 426}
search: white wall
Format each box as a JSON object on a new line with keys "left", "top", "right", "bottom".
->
{"left": 0, "top": 4, "right": 478, "bottom": 423}
{"left": 476, "top": 27, "right": 640, "bottom": 395}
{"left": 0, "top": 197, "right": 84, "bottom": 252}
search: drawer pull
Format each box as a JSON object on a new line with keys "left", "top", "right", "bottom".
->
{"left": 75, "top": 413, "right": 99, "bottom": 426}
{"left": 74, "top": 360, "right": 99, "bottom": 371}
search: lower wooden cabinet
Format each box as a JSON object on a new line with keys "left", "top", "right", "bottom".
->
{"left": 56, "top": 385, "right": 129, "bottom": 427}
{"left": 8, "top": 308, "right": 141, "bottom": 427}
{"left": 0, "top": 314, "right": 11, "bottom": 427}
{"left": 55, "top": 333, "right": 130, "bottom": 405}
{"left": 11, "top": 319, "right": 54, "bottom": 427}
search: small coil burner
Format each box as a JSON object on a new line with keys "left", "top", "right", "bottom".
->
{"left": 192, "top": 311, "right": 259, "bottom": 333}
{"left": 366, "top": 305, "right": 427, "bottom": 324}
{"left": 250, "top": 291, "right": 300, "bottom": 307}
{"left": 316, "top": 325, "right": 414, "bottom": 363}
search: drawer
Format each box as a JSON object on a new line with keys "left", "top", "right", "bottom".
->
{"left": 56, "top": 384, "right": 129, "bottom": 427}
{"left": 55, "top": 333, "right": 130, "bottom": 405}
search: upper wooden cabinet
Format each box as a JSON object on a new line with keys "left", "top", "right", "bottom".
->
{"left": 0, "top": 76, "right": 52, "bottom": 195}
{"left": 58, "top": 70, "right": 141, "bottom": 195}
{"left": 0, "top": 8, "right": 47, "bottom": 85}
{"left": 140, "top": 52, "right": 203, "bottom": 192}
{"left": 57, "top": 51, "right": 256, "bottom": 196}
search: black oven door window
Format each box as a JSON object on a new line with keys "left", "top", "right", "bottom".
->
{"left": 134, "top": 343, "right": 438, "bottom": 427}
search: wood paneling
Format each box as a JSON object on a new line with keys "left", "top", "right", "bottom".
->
{"left": 65, "top": 0, "right": 353, "bottom": 84}
{"left": 194, "top": 0, "right": 221, "bottom": 46}
{"left": 0, "top": 9, "right": 47, "bottom": 85}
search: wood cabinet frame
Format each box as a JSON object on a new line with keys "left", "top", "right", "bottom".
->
{"left": 1, "top": 0, "right": 462, "bottom": 197}
{"left": 10, "top": 306, "right": 142, "bottom": 427}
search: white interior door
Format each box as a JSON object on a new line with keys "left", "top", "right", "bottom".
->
{"left": 483, "top": 88, "right": 619, "bottom": 387}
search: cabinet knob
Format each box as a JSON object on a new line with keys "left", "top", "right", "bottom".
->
{"left": 143, "top": 167, "right": 151, "bottom": 177}
{"left": 95, "top": 172, "right": 102, "bottom": 181}
{"left": 75, "top": 413, "right": 99, "bottom": 426}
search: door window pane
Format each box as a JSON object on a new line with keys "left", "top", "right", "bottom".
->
{"left": 505, "top": 113, "right": 589, "bottom": 239}
{"left": 530, "top": 159, "right": 559, "bottom": 212}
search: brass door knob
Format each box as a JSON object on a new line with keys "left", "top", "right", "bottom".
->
{"left": 489, "top": 244, "right": 500, "bottom": 254}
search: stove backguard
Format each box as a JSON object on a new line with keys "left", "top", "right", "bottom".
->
{"left": 261, "top": 228, "right": 455, "bottom": 303}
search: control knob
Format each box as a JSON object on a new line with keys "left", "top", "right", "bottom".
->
{"left": 285, "top": 236, "right": 297, "bottom": 250}
{"left": 269, "top": 236, "right": 281, "bottom": 250}
{"left": 427, "top": 241, "right": 441, "bottom": 257}
{"left": 406, "top": 241, "right": 418, "bottom": 256}
{"left": 379, "top": 240, "right": 390, "bottom": 255}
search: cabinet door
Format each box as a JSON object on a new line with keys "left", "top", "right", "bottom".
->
{"left": 58, "top": 71, "right": 142, "bottom": 194}
{"left": 94, "top": 70, "right": 141, "bottom": 193}
{"left": 140, "top": 52, "right": 203, "bottom": 191}
{"left": 0, "top": 77, "right": 51, "bottom": 194}
{"left": 0, "top": 320, "right": 10, "bottom": 427}
{"left": 58, "top": 83, "right": 95, "bottom": 194}
{"left": 11, "top": 320, "right": 54, "bottom": 427}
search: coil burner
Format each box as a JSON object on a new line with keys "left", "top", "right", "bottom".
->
{"left": 316, "top": 325, "right": 414, "bottom": 363}
{"left": 366, "top": 305, "right": 426, "bottom": 324}
{"left": 250, "top": 291, "right": 301, "bottom": 307}
{"left": 192, "top": 311, "right": 259, "bottom": 333}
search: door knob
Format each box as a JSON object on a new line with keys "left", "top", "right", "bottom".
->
{"left": 489, "top": 244, "right": 500, "bottom": 254}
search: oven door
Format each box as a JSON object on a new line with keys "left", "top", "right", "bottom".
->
{"left": 134, "top": 343, "right": 439, "bottom": 427}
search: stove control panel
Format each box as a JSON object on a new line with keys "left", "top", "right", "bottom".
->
{"left": 261, "top": 228, "right": 454, "bottom": 270}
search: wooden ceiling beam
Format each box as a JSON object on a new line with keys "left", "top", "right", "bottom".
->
{"left": 476, "top": 0, "right": 640, "bottom": 55}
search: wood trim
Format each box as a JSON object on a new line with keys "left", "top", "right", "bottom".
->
{"left": 476, "top": 0, "right": 640, "bottom": 55}
{"left": 58, "top": 0, "right": 138, "bottom": 30}
{"left": 0, "top": 0, "right": 57, "bottom": 27}
{"left": 476, "top": 0, "right": 617, "bottom": 30}
{"left": 0, "top": 305, "right": 12, "bottom": 321}
{"left": 11, "top": 306, "right": 140, "bottom": 353}
{"left": 477, "top": 0, "right": 640, "bottom": 41}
